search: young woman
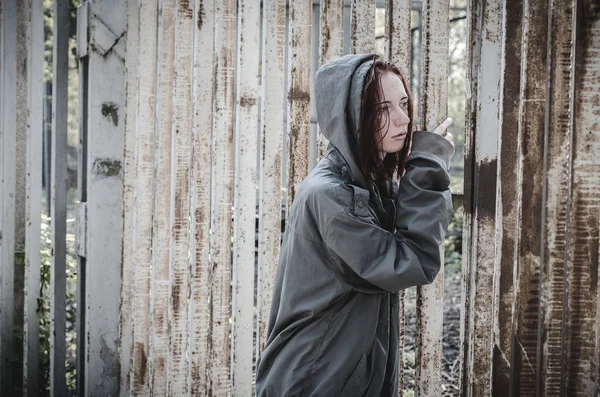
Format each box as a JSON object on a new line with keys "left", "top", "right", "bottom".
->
{"left": 256, "top": 53, "right": 455, "bottom": 397}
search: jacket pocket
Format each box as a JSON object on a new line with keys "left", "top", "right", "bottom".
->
{"left": 338, "top": 352, "right": 368, "bottom": 397}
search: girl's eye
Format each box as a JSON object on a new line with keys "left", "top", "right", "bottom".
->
{"left": 400, "top": 102, "right": 408, "bottom": 108}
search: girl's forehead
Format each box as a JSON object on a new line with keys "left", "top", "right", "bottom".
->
{"left": 380, "top": 72, "right": 406, "bottom": 97}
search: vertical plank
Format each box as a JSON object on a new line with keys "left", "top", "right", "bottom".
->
{"left": 209, "top": 0, "right": 237, "bottom": 394}
{"left": 149, "top": 0, "right": 175, "bottom": 394}
{"left": 75, "top": 3, "right": 89, "bottom": 395}
{"left": 257, "top": 0, "right": 286, "bottom": 360}
{"left": 414, "top": 0, "right": 450, "bottom": 396}
{"left": 286, "top": 0, "right": 312, "bottom": 209}
{"left": 565, "top": 1, "right": 600, "bottom": 394}
{"left": 492, "top": 0, "right": 523, "bottom": 394}
{"left": 350, "top": 0, "right": 376, "bottom": 54}
{"left": 231, "top": 0, "right": 260, "bottom": 394}
{"left": 83, "top": 1, "right": 126, "bottom": 394}
{"left": 460, "top": 0, "right": 503, "bottom": 396}
{"left": 509, "top": 0, "right": 549, "bottom": 393}
{"left": 538, "top": 0, "right": 577, "bottom": 395}
{"left": 118, "top": 0, "right": 138, "bottom": 394}
{"left": 166, "top": 0, "right": 194, "bottom": 394}
{"left": 23, "top": 0, "right": 44, "bottom": 394}
{"left": 317, "top": 0, "right": 344, "bottom": 159}
{"left": 385, "top": 0, "right": 411, "bottom": 394}
{"left": 188, "top": 0, "right": 215, "bottom": 393}
{"left": 50, "top": 0, "right": 69, "bottom": 394}
{"left": 0, "top": 0, "right": 17, "bottom": 394}
{"left": 129, "top": 0, "right": 156, "bottom": 394}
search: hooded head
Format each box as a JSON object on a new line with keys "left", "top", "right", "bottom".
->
{"left": 314, "top": 54, "right": 412, "bottom": 189}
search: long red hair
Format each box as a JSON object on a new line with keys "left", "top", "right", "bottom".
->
{"left": 357, "top": 56, "right": 413, "bottom": 193}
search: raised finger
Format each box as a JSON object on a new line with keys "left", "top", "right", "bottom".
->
{"left": 433, "top": 117, "right": 453, "bottom": 135}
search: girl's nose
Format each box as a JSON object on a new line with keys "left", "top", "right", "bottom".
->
{"left": 395, "top": 108, "right": 410, "bottom": 126}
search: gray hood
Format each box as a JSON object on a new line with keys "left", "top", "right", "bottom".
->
{"left": 314, "top": 53, "right": 375, "bottom": 189}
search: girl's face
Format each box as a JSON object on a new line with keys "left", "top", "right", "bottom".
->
{"left": 376, "top": 71, "right": 410, "bottom": 158}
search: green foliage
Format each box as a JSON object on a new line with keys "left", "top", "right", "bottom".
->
{"left": 39, "top": 215, "right": 78, "bottom": 394}
{"left": 444, "top": 206, "right": 464, "bottom": 275}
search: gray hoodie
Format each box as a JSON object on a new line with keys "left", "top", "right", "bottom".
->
{"left": 255, "top": 54, "right": 454, "bottom": 397}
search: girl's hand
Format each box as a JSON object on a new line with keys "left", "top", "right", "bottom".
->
{"left": 432, "top": 117, "right": 454, "bottom": 146}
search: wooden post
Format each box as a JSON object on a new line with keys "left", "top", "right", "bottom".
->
{"left": 23, "top": 0, "right": 44, "bottom": 395}
{"left": 167, "top": 0, "right": 194, "bottom": 394}
{"left": 79, "top": 1, "right": 127, "bottom": 394}
{"left": 231, "top": 0, "right": 260, "bottom": 395}
{"left": 414, "top": 0, "right": 451, "bottom": 396}
{"left": 188, "top": 0, "right": 215, "bottom": 393}
{"left": 385, "top": 0, "right": 411, "bottom": 393}
{"left": 256, "top": 0, "right": 286, "bottom": 366}
{"left": 0, "top": 0, "right": 17, "bottom": 394}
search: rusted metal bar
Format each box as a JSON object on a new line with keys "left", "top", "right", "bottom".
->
{"left": 414, "top": 0, "right": 450, "bottom": 396}
{"left": 317, "top": 0, "right": 344, "bottom": 159}
{"left": 167, "top": 1, "right": 194, "bottom": 395}
{"left": 231, "top": 1, "right": 261, "bottom": 394}
{"left": 149, "top": 0, "right": 175, "bottom": 394}
{"left": 350, "top": 0, "right": 376, "bottom": 54}
{"left": 460, "top": 0, "right": 503, "bottom": 396}
{"left": 286, "top": 0, "right": 312, "bottom": 209}
{"left": 209, "top": 0, "right": 237, "bottom": 394}
{"left": 50, "top": 0, "right": 69, "bottom": 394}
{"left": 492, "top": 0, "right": 523, "bottom": 394}
{"left": 188, "top": 0, "right": 215, "bottom": 394}
{"left": 564, "top": 1, "right": 599, "bottom": 394}
{"left": 129, "top": 0, "right": 157, "bottom": 394}
{"left": 538, "top": 0, "right": 578, "bottom": 395}
{"left": 82, "top": 1, "right": 127, "bottom": 394}
{"left": 384, "top": 0, "right": 411, "bottom": 394}
{"left": 508, "top": 0, "right": 549, "bottom": 394}
{"left": 257, "top": 0, "right": 286, "bottom": 362}
{"left": 23, "top": 0, "right": 44, "bottom": 395}
{"left": 0, "top": 0, "right": 17, "bottom": 394}
{"left": 118, "top": 0, "right": 138, "bottom": 395}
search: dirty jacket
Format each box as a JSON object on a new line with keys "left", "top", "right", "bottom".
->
{"left": 255, "top": 54, "right": 455, "bottom": 397}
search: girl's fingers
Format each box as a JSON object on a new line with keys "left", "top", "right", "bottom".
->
{"left": 432, "top": 117, "right": 453, "bottom": 135}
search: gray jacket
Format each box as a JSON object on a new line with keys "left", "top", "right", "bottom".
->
{"left": 255, "top": 54, "right": 454, "bottom": 397}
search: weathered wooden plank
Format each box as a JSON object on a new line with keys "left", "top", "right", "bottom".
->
{"left": 166, "top": 1, "right": 194, "bottom": 395}
{"left": 414, "top": 0, "right": 450, "bottom": 396}
{"left": 188, "top": 0, "right": 215, "bottom": 394}
{"left": 129, "top": 0, "right": 156, "bottom": 394}
{"left": 257, "top": 0, "right": 286, "bottom": 362}
{"left": 50, "top": 0, "right": 69, "bottom": 394}
{"left": 492, "top": 0, "right": 523, "bottom": 394}
{"left": 75, "top": 4, "right": 89, "bottom": 395}
{"left": 231, "top": 1, "right": 260, "bottom": 394}
{"left": 23, "top": 0, "right": 44, "bottom": 395}
{"left": 286, "top": 0, "right": 312, "bottom": 209}
{"left": 0, "top": 0, "right": 17, "bottom": 394}
{"left": 384, "top": 1, "right": 411, "bottom": 394}
{"left": 209, "top": 0, "right": 237, "bottom": 394}
{"left": 317, "top": 0, "right": 344, "bottom": 159}
{"left": 148, "top": 0, "right": 175, "bottom": 394}
{"left": 565, "top": 2, "right": 600, "bottom": 394}
{"left": 118, "top": 0, "right": 138, "bottom": 395}
{"left": 350, "top": 0, "right": 376, "bottom": 54}
{"left": 460, "top": 0, "right": 503, "bottom": 396}
{"left": 83, "top": 1, "right": 127, "bottom": 394}
{"left": 538, "top": 0, "right": 577, "bottom": 395}
{"left": 509, "top": 0, "right": 549, "bottom": 393}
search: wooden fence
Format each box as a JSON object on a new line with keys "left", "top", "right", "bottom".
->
{"left": 0, "top": 0, "right": 599, "bottom": 396}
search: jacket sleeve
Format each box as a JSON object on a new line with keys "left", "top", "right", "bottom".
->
{"left": 324, "top": 131, "right": 454, "bottom": 293}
